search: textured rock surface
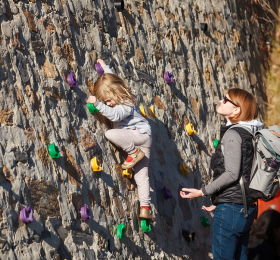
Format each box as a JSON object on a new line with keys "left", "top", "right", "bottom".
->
{"left": 0, "top": 0, "right": 271, "bottom": 259}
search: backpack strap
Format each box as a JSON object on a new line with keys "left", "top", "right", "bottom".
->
{"left": 221, "top": 124, "right": 254, "bottom": 217}
{"left": 240, "top": 176, "right": 248, "bottom": 217}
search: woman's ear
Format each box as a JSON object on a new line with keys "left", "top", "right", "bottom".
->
{"left": 233, "top": 106, "right": 241, "bottom": 116}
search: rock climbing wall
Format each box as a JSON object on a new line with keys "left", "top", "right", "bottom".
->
{"left": 0, "top": 0, "right": 272, "bottom": 259}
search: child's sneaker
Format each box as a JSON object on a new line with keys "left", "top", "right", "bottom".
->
{"left": 121, "top": 148, "right": 145, "bottom": 169}
{"left": 139, "top": 207, "right": 154, "bottom": 220}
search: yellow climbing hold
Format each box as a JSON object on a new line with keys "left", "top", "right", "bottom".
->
{"left": 123, "top": 168, "right": 133, "bottom": 179}
{"left": 180, "top": 163, "right": 190, "bottom": 175}
{"left": 185, "top": 123, "right": 196, "bottom": 135}
{"left": 91, "top": 157, "right": 102, "bottom": 171}
{"left": 148, "top": 105, "right": 157, "bottom": 118}
{"left": 139, "top": 104, "right": 148, "bottom": 118}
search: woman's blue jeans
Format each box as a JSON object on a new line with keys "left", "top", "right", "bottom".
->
{"left": 213, "top": 203, "right": 256, "bottom": 260}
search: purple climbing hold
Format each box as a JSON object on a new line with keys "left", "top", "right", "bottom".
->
{"left": 80, "top": 205, "right": 91, "bottom": 221}
{"left": 20, "top": 207, "right": 34, "bottom": 223}
{"left": 95, "top": 63, "right": 104, "bottom": 76}
{"left": 67, "top": 72, "right": 78, "bottom": 88}
{"left": 164, "top": 71, "right": 173, "bottom": 83}
{"left": 162, "top": 186, "right": 173, "bottom": 200}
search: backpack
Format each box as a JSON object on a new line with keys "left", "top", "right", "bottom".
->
{"left": 221, "top": 124, "right": 280, "bottom": 217}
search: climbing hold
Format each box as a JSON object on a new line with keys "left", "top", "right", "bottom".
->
{"left": 180, "top": 163, "right": 190, "bottom": 175}
{"left": 245, "top": 34, "right": 252, "bottom": 42}
{"left": 148, "top": 105, "right": 157, "bottom": 118}
{"left": 20, "top": 207, "right": 34, "bottom": 223}
{"left": 91, "top": 157, "right": 102, "bottom": 171}
{"left": 95, "top": 63, "right": 104, "bottom": 76}
{"left": 49, "top": 142, "right": 61, "bottom": 159}
{"left": 182, "top": 229, "right": 196, "bottom": 242}
{"left": 201, "top": 215, "right": 211, "bottom": 227}
{"left": 67, "top": 72, "right": 78, "bottom": 88}
{"left": 141, "top": 219, "right": 151, "bottom": 233}
{"left": 114, "top": 0, "right": 124, "bottom": 11}
{"left": 213, "top": 139, "right": 219, "bottom": 148}
{"left": 116, "top": 224, "right": 125, "bottom": 239}
{"left": 164, "top": 71, "right": 174, "bottom": 84}
{"left": 162, "top": 186, "right": 173, "bottom": 200}
{"left": 200, "top": 23, "right": 208, "bottom": 32}
{"left": 185, "top": 123, "right": 196, "bottom": 135}
{"left": 139, "top": 104, "right": 148, "bottom": 118}
{"left": 87, "top": 103, "right": 99, "bottom": 113}
{"left": 80, "top": 205, "right": 91, "bottom": 221}
{"left": 123, "top": 168, "right": 133, "bottom": 179}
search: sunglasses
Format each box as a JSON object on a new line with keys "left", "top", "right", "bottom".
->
{"left": 223, "top": 96, "right": 238, "bottom": 107}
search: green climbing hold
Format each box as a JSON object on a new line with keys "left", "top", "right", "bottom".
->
{"left": 141, "top": 220, "right": 151, "bottom": 233}
{"left": 213, "top": 139, "right": 219, "bottom": 148}
{"left": 116, "top": 224, "right": 125, "bottom": 239}
{"left": 87, "top": 103, "right": 99, "bottom": 113}
{"left": 49, "top": 142, "right": 60, "bottom": 159}
{"left": 201, "top": 215, "right": 211, "bottom": 227}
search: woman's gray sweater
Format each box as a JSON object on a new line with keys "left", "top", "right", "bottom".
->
{"left": 202, "top": 129, "right": 243, "bottom": 196}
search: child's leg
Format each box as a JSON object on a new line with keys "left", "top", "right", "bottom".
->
{"left": 134, "top": 144, "right": 151, "bottom": 207}
{"left": 105, "top": 129, "right": 138, "bottom": 153}
{"left": 105, "top": 129, "right": 152, "bottom": 207}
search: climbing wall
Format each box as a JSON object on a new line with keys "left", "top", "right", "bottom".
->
{"left": 0, "top": 0, "right": 272, "bottom": 259}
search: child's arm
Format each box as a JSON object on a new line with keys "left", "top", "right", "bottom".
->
{"left": 95, "top": 100, "right": 134, "bottom": 122}
{"left": 87, "top": 96, "right": 134, "bottom": 122}
{"left": 97, "top": 59, "right": 114, "bottom": 74}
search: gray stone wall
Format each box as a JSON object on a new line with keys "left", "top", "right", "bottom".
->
{"left": 0, "top": 0, "right": 270, "bottom": 259}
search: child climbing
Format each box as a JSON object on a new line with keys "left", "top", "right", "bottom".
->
{"left": 87, "top": 59, "right": 153, "bottom": 220}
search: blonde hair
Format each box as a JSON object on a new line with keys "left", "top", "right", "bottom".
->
{"left": 228, "top": 88, "right": 258, "bottom": 123}
{"left": 93, "top": 73, "right": 137, "bottom": 106}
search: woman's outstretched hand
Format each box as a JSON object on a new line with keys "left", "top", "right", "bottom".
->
{"left": 97, "top": 59, "right": 106, "bottom": 68}
{"left": 180, "top": 188, "right": 203, "bottom": 199}
{"left": 87, "top": 96, "right": 97, "bottom": 105}
{"left": 202, "top": 205, "right": 216, "bottom": 212}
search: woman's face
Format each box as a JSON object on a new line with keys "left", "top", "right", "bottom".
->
{"left": 216, "top": 94, "right": 240, "bottom": 119}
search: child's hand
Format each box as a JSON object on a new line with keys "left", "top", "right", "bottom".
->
{"left": 87, "top": 96, "right": 97, "bottom": 105}
{"left": 97, "top": 59, "right": 106, "bottom": 68}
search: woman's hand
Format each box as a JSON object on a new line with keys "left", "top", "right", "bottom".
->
{"left": 202, "top": 205, "right": 216, "bottom": 212}
{"left": 97, "top": 59, "right": 106, "bottom": 68}
{"left": 87, "top": 96, "right": 97, "bottom": 105}
{"left": 180, "top": 188, "right": 203, "bottom": 199}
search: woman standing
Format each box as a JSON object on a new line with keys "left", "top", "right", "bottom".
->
{"left": 180, "top": 88, "right": 263, "bottom": 260}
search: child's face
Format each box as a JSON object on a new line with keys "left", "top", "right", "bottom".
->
{"left": 104, "top": 97, "right": 116, "bottom": 107}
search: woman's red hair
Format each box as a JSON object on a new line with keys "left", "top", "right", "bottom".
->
{"left": 228, "top": 88, "right": 258, "bottom": 123}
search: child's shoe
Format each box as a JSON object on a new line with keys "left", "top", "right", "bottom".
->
{"left": 121, "top": 148, "right": 145, "bottom": 169}
{"left": 139, "top": 206, "right": 153, "bottom": 220}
